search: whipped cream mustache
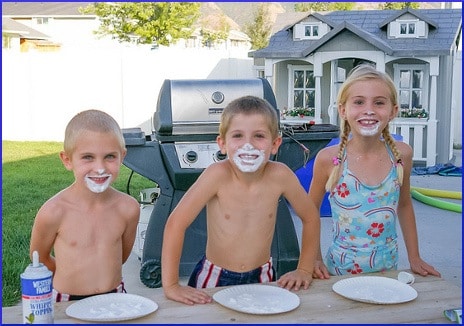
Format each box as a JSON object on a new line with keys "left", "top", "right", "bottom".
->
{"left": 357, "top": 111, "right": 380, "bottom": 136}
{"left": 85, "top": 169, "right": 112, "bottom": 193}
{"left": 232, "top": 143, "right": 265, "bottom": 173}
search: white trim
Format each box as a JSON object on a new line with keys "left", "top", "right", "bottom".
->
{"left": 294, "top": 22, "right": 328, "bottom": 40}
{"left": 287, "top": 64, "right": 315, "bottom": 110}
{"left": 389, "top": 19, "right": 427, "bottom": 39}
{"left": 393, "top": 63, "right": 430, "bottom": 119}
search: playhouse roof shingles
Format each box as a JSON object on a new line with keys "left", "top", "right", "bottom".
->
{"left": 253, "top": 9, "right": 462, "bottom": 58}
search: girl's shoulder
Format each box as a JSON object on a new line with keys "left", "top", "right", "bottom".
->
{"left": 394, "top": 140, "right": 412, "bottom": 152}
{"left": 391, "top": 140, "right": 413, "bottom": 161}
{"left": 315, "top": 144, "right": 341, "bottom": 163}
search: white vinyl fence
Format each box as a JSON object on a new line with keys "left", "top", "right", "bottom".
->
{"left": 2, "top": 46, "right": 254, "bottom": 141}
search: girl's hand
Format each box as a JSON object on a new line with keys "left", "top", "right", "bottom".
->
{"left": 277, "top": 269, "right": 313, "bottom": 291}
{"left": 312, "top": 260, "right": 331, "bottom": 279}
{"left": 409, "top": 258, "right": 441, "bottom": 277}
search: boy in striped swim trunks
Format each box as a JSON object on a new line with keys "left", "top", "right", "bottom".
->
{"left": 161, "top": 96, "right": 321, "bottom": 305}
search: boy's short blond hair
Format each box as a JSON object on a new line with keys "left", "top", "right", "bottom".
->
{"left": 63, "top": 109, "right": 125, "bottom": 155}
{"left": 219, "top": 96, "right": 279, "bottom": 139}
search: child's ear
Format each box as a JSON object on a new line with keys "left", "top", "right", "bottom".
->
{"left": 390, "top": 104, "right": 399, "bottom": 120}
{"left": 338, "top": 104, "right": 346, "bottom": 120}
{"left": 271, "top": 136, "right": 282, "bottom": 155}
{"left": 216, "top": 136, "right": 227, "bottom": 154}
{"left": 59, "top": 151, "right": 73, "bottom": 171}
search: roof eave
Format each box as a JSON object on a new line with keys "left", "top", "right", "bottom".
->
{"left": 302, "top": 21, "right": 394, "bottom": 57}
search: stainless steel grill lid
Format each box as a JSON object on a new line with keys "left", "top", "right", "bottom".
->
{"left": 153, "top": 78, "right": 277, "bottom": 136}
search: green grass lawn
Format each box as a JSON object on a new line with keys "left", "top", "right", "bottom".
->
{"left": 2, "top": 141, "right": 156, "bottom": 307}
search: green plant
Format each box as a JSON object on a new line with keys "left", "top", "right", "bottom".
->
{"left": 399, "top": 107, "right": 428, "bottom": 118}
{"left": 2, "top": 141, "right": 155, "bottom": 307}
{"left": 282, "top": 107, "right": 315, "bottom": 117}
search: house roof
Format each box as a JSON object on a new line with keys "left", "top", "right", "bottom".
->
{"left": 253, "top": 8, "right": 462, "bottom": 58}
{"left": 2, "top": 16, "right": 50, "bottom": 39}
{"left": 378, "top": 7, "right": 438, "bottom": 29}
{"left": 2, "top": 2, "right": 94, "bottom": 17}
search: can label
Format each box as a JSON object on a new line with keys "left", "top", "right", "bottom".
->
{"left": 21, "top": 276, "right": 54, "bottom": 324}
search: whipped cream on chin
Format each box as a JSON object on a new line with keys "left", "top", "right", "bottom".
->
{"left": 85, "top": 170, "right": 113, "bottom": 193}
{"left": 232, "top": 143, "right": 265, "bottom": 173}
{"left": 357, "top": 117, "right": 380, "bottom": 136}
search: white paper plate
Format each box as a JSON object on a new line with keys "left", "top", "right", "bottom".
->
{"left": 65, "top": 293, "right": 158, "bottom": 322}
{"left": 332, "top": 276, "right": 418, "bottom": 304}
{"left": 213, "top": 284, "right": 300, "bottom": 314}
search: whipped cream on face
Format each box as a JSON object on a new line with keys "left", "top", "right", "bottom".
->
{"left": 232, "top": 143, "right": 265, "bottom": 173}
{"left": 357, "top": 113, "right": 380, "bottom": 136}
{"left": 85, "top": 169, "right": 112, "bottom": 193}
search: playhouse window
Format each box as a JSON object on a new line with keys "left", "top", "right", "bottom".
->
{"left": 394, "top": 65, "right": 429, "bottom": 119}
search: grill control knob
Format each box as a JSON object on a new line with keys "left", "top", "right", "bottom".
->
{"left": 184, "top": 150, "right": 198, "bottom": 163}
{"left": 215, "top": 150, "right": 227, "bottom": 161}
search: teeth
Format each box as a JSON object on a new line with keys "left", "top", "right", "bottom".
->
{"left": 358, "top": 119, "right": 377, "bottom": 125}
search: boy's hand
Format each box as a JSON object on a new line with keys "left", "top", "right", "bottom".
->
{"left": 312, "top": 260, "right": 331, "bottom": 279}
{"left": 277, "top": 269, "right": 313, "bottom": 291}
{"left": 163, "top": 284, "right": 212, "bottom": 305}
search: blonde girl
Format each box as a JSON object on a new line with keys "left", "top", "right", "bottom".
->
{"left": 309, "top": 65, "right": 440, "bottom": 278}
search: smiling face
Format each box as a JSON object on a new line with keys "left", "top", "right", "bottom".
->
{"left": 218, "top": 113, "right": 281, "bottom": 173}
{"left": 60, "top": 130, "right": 126, "bottom": 193}
{"left": 339, "top": 79, "right": 398, "bottom": 138}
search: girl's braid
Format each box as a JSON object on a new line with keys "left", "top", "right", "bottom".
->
{"left": 382, "top": 127, "right": 404, "bottom": 185}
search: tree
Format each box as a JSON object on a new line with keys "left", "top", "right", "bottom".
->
{"left": 245, "top": 3, "right": 272, "bottom": 50}
{"left": 295, "top": 2, "right": 355, "bottom": 12}
{"left": 79, "top": 2, "right": 201, "bottom": 46}
{"left": 200, "top": 14, "right": 230, "bottom": 48}
{"left": 379, "top": 2, "right": 420, "bottom": 10}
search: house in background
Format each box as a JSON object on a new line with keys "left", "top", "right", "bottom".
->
{"left": 2, "top": 2, "right": 124, "bottom": 51}
{"left": 2, "top": 2, "right": 251, "bottom": 52}
{"left": 251, "top": 7, "right": 462, "bottom": 166}
{"left": 2, "top": 16, "right": 58, "bottom": 52}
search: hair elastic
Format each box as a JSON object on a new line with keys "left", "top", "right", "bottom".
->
{"left": 332, "top": 156, "right": 341, "bottom": 166}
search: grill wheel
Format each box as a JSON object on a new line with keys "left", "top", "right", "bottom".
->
{"left": 140, "top": 259, "right": 162, "bottom": 288}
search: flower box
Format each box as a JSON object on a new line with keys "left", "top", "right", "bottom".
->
{"left": 281, "top": 116, "right": 315, "bottom": 125}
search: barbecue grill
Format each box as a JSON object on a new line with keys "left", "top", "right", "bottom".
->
{"left": 122, "top": 78, "right": 339, "bottom": 288}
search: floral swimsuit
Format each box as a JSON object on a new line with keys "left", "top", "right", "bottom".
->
{"left": 326, "top": 143, "right": 401, "bottom": 275}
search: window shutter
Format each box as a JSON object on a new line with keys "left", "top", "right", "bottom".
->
{"left": 389, "top": 21, "right": 400, "bottom": 38}
{"left": 416, "top": 21, "right": 426, "bottom": 37}
{"left": 294, "top": 24, "right": 305, "bottom": 40}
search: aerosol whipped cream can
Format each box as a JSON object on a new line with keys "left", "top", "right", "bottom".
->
{"left": 20, "top": 251, "right": 54, "bottom": 324}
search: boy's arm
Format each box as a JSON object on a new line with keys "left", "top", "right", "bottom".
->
{"left": 30, "top": 204, "right": 59, "bottom": 274}
{"left": 277, "top": 166, "right": 320, "bottom": 290}
{"left": 121, "top": 196, "right": 140, "bottom": 264}
{"left": 161, "top": 165, "right": 221, "bottom": 304}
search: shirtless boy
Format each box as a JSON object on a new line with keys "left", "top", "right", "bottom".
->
{"left": 29, "top": 109, "right": 140, "bottom": 301}
{"left": 161, "top": 96, "right": 321, "bottom": 305}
